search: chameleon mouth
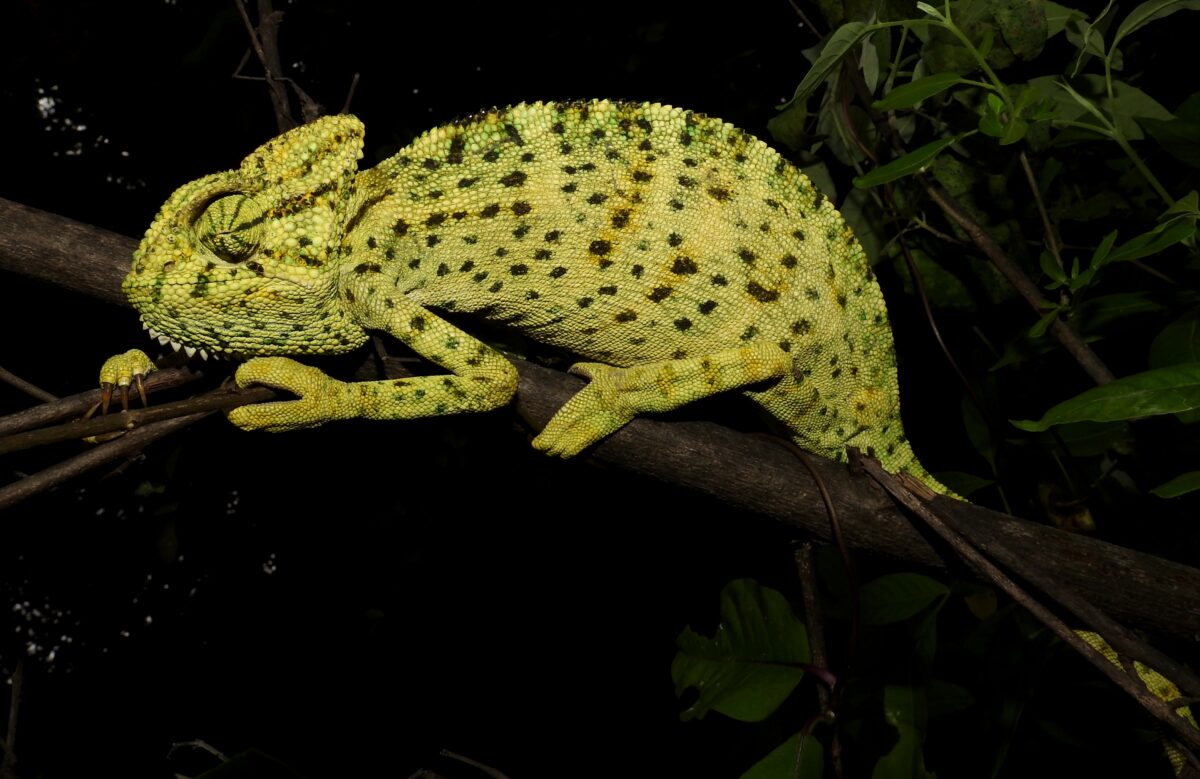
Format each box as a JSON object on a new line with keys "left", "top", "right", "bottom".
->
{"left": 140, "top": 316, "right": 243, "bottom": 361}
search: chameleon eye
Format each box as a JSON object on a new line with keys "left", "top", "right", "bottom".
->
{"left": 196, "top": 194, "right": 263, "bottom": 263}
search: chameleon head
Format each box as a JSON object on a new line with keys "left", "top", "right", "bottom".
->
{"left": 123, "top": 115, "right": 372, "bottom": 359}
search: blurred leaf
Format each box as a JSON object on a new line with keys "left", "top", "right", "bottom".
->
{"left": 673, "top": 579, "right": 809, "bottom": 722}
{"left": 1073, "top": 292, "right": 1165, "bottom": 332}
{"left": 1044, "top": 0, "right": 1088, "bottom": 36}
{"left": 926, "top": 679, "right": 977, "bottom": 717}
{"left": 871, "top": 685, "right": 936, "bottom": 779}
{"left": 855, "top": 136, "right": 962, "bottom": 187}
{"left": 1012, "top": 365, "right": 1200, "bottom": 431}
{"left": 1104, "top": 218, "right": 1195, "bottom": 264}
{"left": 935, "top": 471, "right": 995, "bottom": 497}
{"left": 874, "top": 72, "right": 965, "bottom": 110}
{"left": 1150, "top": 471, "right": 1200, "bottom": 497}
{"left": 767, "top": 101, "right": 810, "bottom": 151}
{"left": 1150, "top": 309, "right": 1200, "bottom": 368}
{"left": 740, "top": 732, "right": 825, "bottom": 779}
{"left": 861, "top": 573, "right": 950, "bottom": 625}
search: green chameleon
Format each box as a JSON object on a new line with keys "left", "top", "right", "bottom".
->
{"left": 100, "top": 99, "right": 948, "bottom": 494}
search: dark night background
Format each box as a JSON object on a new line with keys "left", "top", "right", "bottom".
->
{"left": 1, "top": 2, "right": 1195, "bottom": 777}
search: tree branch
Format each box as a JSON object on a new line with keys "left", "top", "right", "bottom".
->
{"left": 2, "top": 195, "right": 1199, "bottom": 641}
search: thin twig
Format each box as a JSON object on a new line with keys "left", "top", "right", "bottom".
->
{"left": 234, "top": 0, "right": 295, "bottom": 131}
{"left": 1, "top": 659, "right": 21, "bottom": 778}
{"left": 1019, "top": 150, "right": 1065, "bottom": 277}
{"left": 0, "top": 366, "right": 56, "bottom": 403}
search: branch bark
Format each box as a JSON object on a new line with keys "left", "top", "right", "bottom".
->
{"left": 2, "top": 195, "right": 1199, "bottom": 640}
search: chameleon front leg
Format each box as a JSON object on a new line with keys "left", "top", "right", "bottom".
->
{"left": 534, "top": 343, "right": 792, "bottom": 457}
{"left": 228, "top": 295, "right": 519, "bottom": 432}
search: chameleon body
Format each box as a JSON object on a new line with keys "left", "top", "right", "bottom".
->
{"left": 104, "top": 99, "right": 947, "bottom": 494}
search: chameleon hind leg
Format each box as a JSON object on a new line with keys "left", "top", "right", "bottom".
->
{"left": 533, "top": 343, "right": 792, "bottom": 457}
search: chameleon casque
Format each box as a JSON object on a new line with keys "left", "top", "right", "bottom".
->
{"left": 100, "top": 99, "right": 948, "bottom": 495}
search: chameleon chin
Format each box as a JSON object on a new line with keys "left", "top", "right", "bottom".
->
{"left": 101, "top": 99, "right": 949, "bottom": 495}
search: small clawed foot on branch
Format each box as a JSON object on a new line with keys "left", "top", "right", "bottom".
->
{"left": 95, "top": 349, "right": 158, "bottom": 416}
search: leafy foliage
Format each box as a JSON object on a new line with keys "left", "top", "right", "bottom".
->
{"left": 678, "top": 0, "right": 1200, "bottom": 774}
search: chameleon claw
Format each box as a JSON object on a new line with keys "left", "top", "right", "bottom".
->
{"left": 135, "top": 374, "right": 149, "bottom": 408}
{"left": 100, "top": 383, "right": 114, "bottom": 416}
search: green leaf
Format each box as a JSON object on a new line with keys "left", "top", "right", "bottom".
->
{"left": 767, "top": 101, "right": 810, "bottom": 151}
{"left": 999, "top": 115, "right": 1028, "bottom": 145}
{"left": 1150, "top": 471, "right": 1200, "bottom": 498}
{"left": 672, "top": 579, "right": 809, "bottom": 722}
{"left": 1104, "top": 218, "right": 1195, "bottom": 263}
{"left": 926, "top": 679, "right": 977, "bottom": 717}
{"left": 1028, "top": 306, "right": 1061, "bottom": 338}
{"left": 860, "top": 573, "right": 950, "bottom": 625}
{"left": 740, "top": 732, "right": 825, "bottom": 779}
{"left": 854, "top": 136, "right": 961, "bottom": 188}
{"left": 1089, "top": 229, "right": 1118, "bottom": 268}
{"left": 871, "top": 686, "right": 936, "bottom": 779}
{"left": 1113, "top": 0, "right": 1200, "bottom": 49}
{"left": 785, "top": 22, "right": 880, "bottom": 108}
{"left": 1044, "top": 0, "right": 1089, "bottom": 37}
{"left": 1039, "top": 250, "right": 1066, "bottom": 284}
{"left": 1150, "top": 310, "right": 1200, "bottom": 368}
{"left": 1011, "top": 365, "right": 1200, "bottom": 431}
{"left": 933, "top": 471, "right": 995, "bottom": 497}
{"left": 873, "top": 72, "right": 965, "bottom": 111}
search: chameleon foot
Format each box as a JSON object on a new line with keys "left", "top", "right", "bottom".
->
{"left": 97, "top": 349, "right": 157, "bottom": 413}
{"left": 532, "top": 362, "right": 641, "bottom": 457}
{"left": 227, "top": 357, "right": 358, "bottom": 432}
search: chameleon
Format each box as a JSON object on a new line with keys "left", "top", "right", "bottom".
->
{"left": 100, "top": 99, "right": 949, "bottom": 495}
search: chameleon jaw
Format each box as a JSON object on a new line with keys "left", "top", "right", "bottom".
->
{"left": 140, "top": 316, "right": 225, "bottom": 361}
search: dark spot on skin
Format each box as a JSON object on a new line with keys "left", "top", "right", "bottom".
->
{"left": 408, "top": 258, "right": 420, "bottom": 269}
{"left": 631, "top": 264, "right": 644, "bottom": 278}
{"left": 489, "top": 281, "right": 503, "bottom": 293}
{"left": 458, "top": 177, "right": 478, "bottom": 188}
{"left": 598, "top": 285, "right": 617, "bottom": 295}
{"left": 436, "top": 263, "right": 450, "bottom": 277}
{"left": 500, "top": 171, "right": 527, "bottom": 187}
{"left": 366, "top": 236, "right": 377, "bottom": 249}
{"left": 598, "top": 259, "right": 614, "bottom": 269}
{"left": 636, "top": 118, "right": 652, "bottom": 133}
{"left": 668, "top": 233, "right": 683, "bottom": 247}
{"left": 793, "top": 229, "right": 806, "bottom": 241}
{"left": 426, "top": 235, "right": 440, "bottom": 247}
{"left": 521, "top": 152, "right": 535, "bottom": 162}
{"left": 580, "top": 327, "right": 598, "bottom": 335}
{"left": 781, "top": 254, "right": 798, "bottom": 269}
{"left": 482, "top": 149, "right": 501, "bottom": 163}
{"left": 677, "top": 175, "right": 697, "bottom": 188}
{"left": 679, "top": 129, "right": 692, "bottom": 146}
{"left": 611, "top": 210, "right": 630, "bottom": 229}
{"left": 669, "top": 199, "right": 684, "bottom": 211}
{"left": 814, "top": 192, "right": 825, "bottom": 209}
{"left": 738, "top": 248, "right": 756, "bottom": 264}
{"left": 648, "top": 286, "right": 672, "bottom": 302}
{"left": 343, "top": 289, "right": 355, "bottom": 303}
{"left": 495, "top": 247, "right": 508, "bottom": 257}
{"left": 633, "top": 170, "right": 653, "bottom": 182}
{"left": 682, "top": 157, "right": 698, "bottom": 167}
{"left": 589, "top": 239, "right": 612, "bottom": 256}
{"left": 587, "top": 192, "right": 608, "bottom": 205}
{"left": 544, "top": 230, "right": 561, "bottom": 242}
{"left": 672, "top": 349, "right": 688, "bottom": 359}
{"left": 591, "top": 128, "right": 605, "bottom": 139}
{"left": 393, "top": 219, "right": 409, "bottom": 236}
{"left": 513, "top": 225, "right": 530, "bottom": 238}
{"left": 791, "top": 319, "right": 811, "bottom": 335}
{"left": 504, "top": 124, "right": 524, "bottom": 146}
{"left": 836, "top": 294, "right": 847, "bottom": 308}
{"left": 552, "top": 121, "right": 565, "bottom": 134}
{"left": 874, "top": 314, "right": 884, "bottom": 324}
{"left": 577, "top": 297, "right": 593, "bottom": 308}
{"left": 534, "top": 249, "right": 552, "bottom": 260}
{"left": 711, "top": 274, "right": 728, "bottom": 286}
{"left": 638, "top": 139, "right": 652, "bottom": 151}
{"left": 353, "top": 262, "right": 381, "bottom": 274}
{"left": 707, "top": 187, "right": 731, "bottom": 202}
{"left": 510, "top": 264, "right": 529, "bottom": 275}
{"left": 779, "top": 340, "right": 792, "bottom": 352}
{"left": 698, "top": 300, "right": 717, "bottom": 314}
{"left": 526, "top": 290, "right": 540, "bottom": 300}
{"left": 550, "top": 266, "right": 568, "bottom": 278}
{"left": 805, "top": 287, "right": 820, "bottom": 300}
{"left": 760, "top": 222, "right": 771, "bottom": 233}
{"left": 747, "top": 282, "right": 780, "bottom": 303}
{"left": 580, "top": 162, "right": 597, "bottom": 172}
{"left": 671, "top": 256, "right": 698, "bottom": 274}
{"left": 741, "top": 325, "right": 758, "bottom": 341}
{"left": 512, "top": 201, "right": 532, "bottom": 216}
{"left": 832, "top": 368, "right": 842, "bottom": 379}
{"left": 422, "top": 158, "right": 440, "bottom": 170}
{"left": 562, "top": 183, "right": 577, "bottom": 193}
{"left": 473, "top": 271, "right": 489, "bottom": 282}
{"left": 615, "top": 310, "right": 637, "bottom": 322}
{"left": 460, "top": 260, "right": 475, "bottom": 272}
{"left": 560, "top": 143, "right": 573, "bottom": 155}
{"left": 674, "top": 318, "right": 692, "bottom": 331}
{"left": 481, "top": 204, "right": 501, "bottom": 218}
{"left": 452, "top": 211, "right": 468, "bottom": 220}
{"left": 410, "top": 315, "right": 426, "bottom": 331}
{"left": 447, "top": 136, "right": 465, "bottom": 164}
{"left": 428, "top": 190, "right": 443, "bottom": 200}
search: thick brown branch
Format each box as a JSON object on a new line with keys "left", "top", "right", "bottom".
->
{"left": 1, "top": 195, "right": 1199, "bottom": 640}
